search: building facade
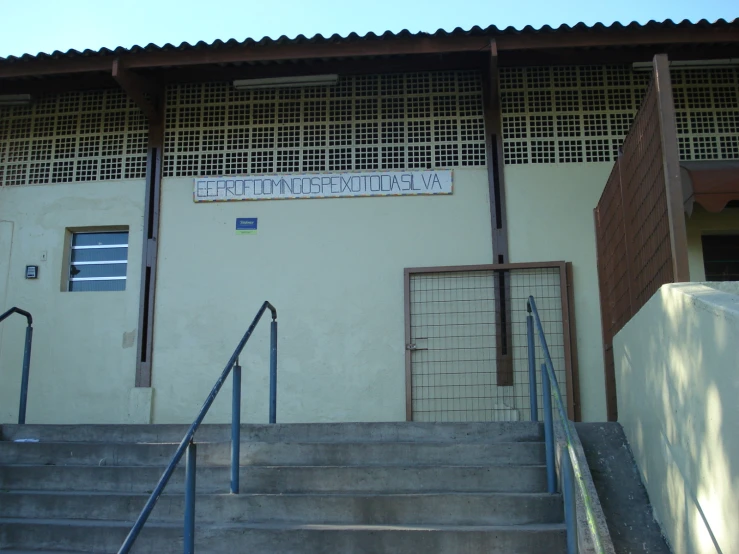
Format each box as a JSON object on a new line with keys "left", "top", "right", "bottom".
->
{"left": 1, "top": 20, "right": 738, "bottom": 425}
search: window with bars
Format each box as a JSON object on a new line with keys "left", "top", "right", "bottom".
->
{"left": 0, "top": 91, "right": 148, "bottom": 186}
{"left": 162, "top": 71, "right": 487, "bottom": 177}
{"left": 68, "top": 231, "right": 129, "bottom": 292}
{"left": 501, "top": 65, "right": 739, "bottom": 165}
{"left": 702, "top": 234, "right": 739, "bottom": 281}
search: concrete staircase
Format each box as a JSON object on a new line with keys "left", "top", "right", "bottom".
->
{"left": 0, "top": 422, "right": 566, "bottom": 553}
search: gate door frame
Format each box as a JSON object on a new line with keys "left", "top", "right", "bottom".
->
{"left": 403, "top": 261, "right": 579, "bottom": 422}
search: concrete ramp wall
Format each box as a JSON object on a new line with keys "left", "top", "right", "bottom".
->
{"left": 614, "top": 283, "right": 739, "bottom": 554}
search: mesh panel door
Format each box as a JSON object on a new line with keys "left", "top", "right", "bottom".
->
{"left": 408, "top": 267, "right": 568, "bottom": 422}
{"left": 410, "top": 271, "right": 499, "bottom": 422}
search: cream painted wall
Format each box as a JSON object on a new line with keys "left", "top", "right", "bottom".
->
{"left": 0, "top": 180, "right": 145, "bottom": 424}
{"left": 151, "top": 168, "right": 493, "bottom": 423}
{"left": 504, "top": 163, "right": 612, "bottom": 421}
{"left": 614, "top": 283, "right": 739, "bottom": 554}
{"left": 686, "top": 206, "right": 739, "bottom": 281}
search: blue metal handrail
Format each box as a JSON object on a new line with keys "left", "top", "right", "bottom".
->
{"left": 527, "top": 296, "right": 605, "bottom": 554}
{"left": 0, "top": 307, "right": 34, "bottom": 424}
{"left": 118, "top": 301, "right": 278, "bottom": 554}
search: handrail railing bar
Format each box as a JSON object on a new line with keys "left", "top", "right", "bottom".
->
{"left": 563, "top": 450, "right": 578, "bottom": 554}
{"left": 528, "top": 296, "right": 605, "bottom": 554}
{"left": 269, "top": 320, "right": 277, "bottom": 424}
{"left": 526, "top": 310, "right": 538, "bottom": 422}
{"left": 1, "top": 307, "right": 34, "bottom": 424}
{"left": 184, "top": 441, "right": 196, "bottom": 554}
{"left": 231, "top": 360, "right": 242, "bottom": 494}
{"left": 541, "top": 362, "right": 557, "bottom": 494}
{"left": 118, "top": 301, "right": 277, "bottom": 554}
{"left": 0, "top": 307, "right": 33, "bottom": 325}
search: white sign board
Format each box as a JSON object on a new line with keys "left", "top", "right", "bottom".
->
{"left": 193, "top": 170, "right": 453, "bottom": 202}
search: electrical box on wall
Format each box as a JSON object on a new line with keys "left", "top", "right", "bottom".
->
{"left": 25, "top": 265, "right": 38, "bottom": 279}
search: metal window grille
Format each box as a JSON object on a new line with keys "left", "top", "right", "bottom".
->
{"left": 406, "top": 264, "right": 573, "bottom": 422}
{"left": 69, "top": 231, "right": 129, "bottom": 292}
{"left": 163, "top": 71, "right": 487, "bottom": 177}
{"left": 501, "top": 65, "right": 739, "bottom": 164}
{"left": 0, "top": 91, "right": 148, "bottom": 186}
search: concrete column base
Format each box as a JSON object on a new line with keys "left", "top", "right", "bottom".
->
{"left": 127, "top": 387, "right": 153, "bottom": 424}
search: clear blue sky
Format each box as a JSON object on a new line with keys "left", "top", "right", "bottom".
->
{"left": 0, "top": 0, "right": 736, "bottom": 58}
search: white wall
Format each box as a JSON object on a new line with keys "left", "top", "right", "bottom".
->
{"left": 686, "top": 206, "right": 739, "bottom": 281}
{"left": 504, "top": 163, "right": 612, "bottom": 421}
{"left": 0, "top": 180, "right": 145, "bottom": 424}
{"left": 614, "top": 283, "right": 739, "bottom": 554}
{"left": 150, "top": 169, "right": 493, "bottom": 423}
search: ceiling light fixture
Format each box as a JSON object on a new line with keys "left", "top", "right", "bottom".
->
{"left": 233, "top": 74, "right": 339, "bottom": 90}
{"left": 632, "top": 59, "right": 739, "bottom": 71}
{"left": 0, "top": 94, "right": 32, "bottom": 106}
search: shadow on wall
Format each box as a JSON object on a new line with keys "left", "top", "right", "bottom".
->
{"left": 615, "top": 283, "right": 739, "bottom": 554}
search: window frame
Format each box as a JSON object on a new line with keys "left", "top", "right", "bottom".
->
{"left": 701, "top": 232, "right": 739, "bottom": 282}
{"left": 65, "top": 228, "right": 129, "bottom": 292}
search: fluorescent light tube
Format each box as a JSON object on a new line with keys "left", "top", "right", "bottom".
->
{"left": 233, "top": 74, "right": 339, "bottom": 90}
{"left": 632, "top": 59, "right": 739, "bottom": 71}
{"left": 0, "top": 94, "right": 32, "bottom": 106}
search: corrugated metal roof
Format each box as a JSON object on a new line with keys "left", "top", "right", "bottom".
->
{"left": 1, "top": 18, "right": 737, "bottom": 63}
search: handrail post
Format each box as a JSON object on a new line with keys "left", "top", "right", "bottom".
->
{"left": 184, "top": 441, "right": 197, "bottom": 554}
{"left": 563, "top": 448, "right": 579, "bottom": 554}
{"left": 269, "top": 319, "right": 277, "bottom": 424}
{"left": 526, "top": 303, "right": 538, "bottom": 422}
{"left": 117, "top": 301, "right": 278, "bottom": 554}
{"left": 231, "top": 361, "right": 241, "bottom": 494}
{"left": 18, "top": 323, "right": 33, "bottom": 425}
{"left": 542, "top": 363, "right": 556, "bottom": 494}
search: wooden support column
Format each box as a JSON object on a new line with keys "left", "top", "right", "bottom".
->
{"left": 654, "top": 53, "right": 691, "bottom": 282}
{"left": 135, "top": 121, "right": 164, "bottom": 388}
{"left": 112, "top": 59, "right": 164, "bottom": 388}
{"left": 483, "top": 41, "right": 513, "bottom": 386}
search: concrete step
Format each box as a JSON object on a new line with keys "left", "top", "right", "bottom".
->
{"left": 0, "top": 440, "right": 545, "bottom": 467}
{"left": 0, "top": 491, "right": 563, "bottom": 526}
{"left": 0, "top": 464, "right": 549, "bottom": 494}
{"left": 0, "top": 421, "right": 542, "bottom": 444}
{"left": 0, "top": 519, "right": 567, "bottom": 554}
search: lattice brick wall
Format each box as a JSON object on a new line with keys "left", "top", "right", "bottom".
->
{"left": 672, "top": 67, "right": 739, "bottom": 160}
{"left": 501, "top": 65, "right": 739, "bottom": 164}
{"left": 162, "top": 71, "right": 487, "bottom": 177}
{"left": 0, "top": 90, "right": 148, "bottom": 186}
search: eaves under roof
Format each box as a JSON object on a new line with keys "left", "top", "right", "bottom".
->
{"left": 0, "top": 18, "right": 737, "bottom": 93}
{"left": 1, "top": 18, "right": 737, "bottom": 64}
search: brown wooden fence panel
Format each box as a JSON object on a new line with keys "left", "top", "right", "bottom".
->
{"left": 594, "top": 55, "right": 688, "bottom": 421}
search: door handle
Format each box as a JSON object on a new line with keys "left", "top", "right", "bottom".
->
{"left": 406, "top": 338, "right": 428, "bottom": 351}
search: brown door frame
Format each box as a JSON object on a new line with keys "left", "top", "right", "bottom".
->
{"left": 403, "top": 261, "right": 579, "bottom": 422}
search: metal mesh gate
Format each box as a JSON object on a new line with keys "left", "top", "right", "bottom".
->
{"left": 405, "top": 263, "right": 574, "bottom": 422}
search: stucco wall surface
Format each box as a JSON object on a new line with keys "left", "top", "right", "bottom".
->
{"left": 0, "top": 180, "right": 145, "bottom": 424}
{"left": 686, "top": 206, "right": 739, "bottom": 281}
{"left": 504, "top": 162, "right": 612, "bottom": 421}
{"left": 151, "top": 168, "right": 493, "bottom": 423}
{"left": 614, "top": 283, "right": 739, "bottom": 554}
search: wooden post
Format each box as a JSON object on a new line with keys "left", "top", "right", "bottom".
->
{"left": 484, "top": 40, "right": 514, "bottom": 387}
{"left": 110, "top": 59, "right": 164, "bottom": 389}
{"left": 653, "top": 54, "right": 691, "bottom": 282}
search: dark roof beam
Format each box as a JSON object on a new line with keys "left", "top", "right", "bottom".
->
{"left": 497, "top": 26, "right": 739, "bottom": 50}
{"left": 0, "top": 73, "right": 115, "bottom": 95}
{"left": 149, "top": 52, "right": 486, "bottom": 84}
{"left": 111, "top": 59, "right": 161, "bottom": 123}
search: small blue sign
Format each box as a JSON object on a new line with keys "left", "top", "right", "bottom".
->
{"left": 236, "top": 218, "right": 258, "bottom": 235}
